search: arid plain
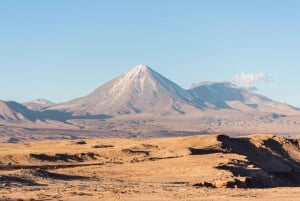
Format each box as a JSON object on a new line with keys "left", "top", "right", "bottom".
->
{"left": 2, "top": 134, "right": 300, "bottom": 200}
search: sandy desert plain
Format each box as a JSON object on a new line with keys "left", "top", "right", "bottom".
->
{"left": 2, "top": 131, "right": 300, "bottom": 201}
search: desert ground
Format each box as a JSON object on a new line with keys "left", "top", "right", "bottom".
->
{"left": 1, "top": 134, "right": 300, "bottom": 200}
{"left": 2, "top": 110, "right": 300, "bottom": 143}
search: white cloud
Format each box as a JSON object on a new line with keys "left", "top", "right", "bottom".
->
{"left": 233, "top": 72, "right": 273, "bottom": 90}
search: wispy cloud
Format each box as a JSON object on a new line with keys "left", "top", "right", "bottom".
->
{"left": 233, "top": 72, "right": 273, "bottom": 90}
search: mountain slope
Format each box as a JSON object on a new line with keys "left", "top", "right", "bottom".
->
{"left": 189, "top": 82, "right": 298, "bottom": 113}
{"left": 50, "top": 65, "right": 200, "bottom": 115}
{"left": 0, "top": 100, "right": 38, "bottom": 121}
{"left": 23, "top": 98, "right": 55, "bottom": 111}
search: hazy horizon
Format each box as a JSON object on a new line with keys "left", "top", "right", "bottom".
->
{"left": 1, "top": 1, "right": 300, "bottom": 107}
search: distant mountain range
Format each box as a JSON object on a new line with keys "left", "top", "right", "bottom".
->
{"left": 0, "top": 65, "right": 299, "bottom": 122}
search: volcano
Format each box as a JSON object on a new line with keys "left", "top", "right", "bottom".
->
{"left": 50, "top": 65, "right": 201, "bottom": 115}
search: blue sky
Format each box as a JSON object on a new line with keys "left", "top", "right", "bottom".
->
{"left": 1, "top": 0, "right": 300, "bottom": 106}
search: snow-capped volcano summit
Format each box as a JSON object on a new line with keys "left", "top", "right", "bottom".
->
{"left": 131, "top": 64, "right": 149, "bottom": 72}
{"left": 50, "top": 65, "right": 197, "bottom": 115}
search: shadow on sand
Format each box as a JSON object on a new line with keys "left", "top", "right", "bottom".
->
{"left": 190, "top": 135, "right": 300, "bottom": 188}
{"left": 31, "top": 169, "right": 90, "bottom": 181}
{"left": 0, "top": 175, "right": 45, "bottom": 186}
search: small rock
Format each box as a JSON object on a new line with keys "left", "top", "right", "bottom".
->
{"left": 75, "top": 140, "right": 86, "bottom": 145}
{"left": 5, "top": 162, "right": 13, "bottom": 168}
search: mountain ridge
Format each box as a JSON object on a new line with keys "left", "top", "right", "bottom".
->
{"left": 1, "top": 65, "right": 299, "bottom": 123}
{"left": 48, "top": 65, "right": 298, "bottom": 116}
{"left": 23, "top": 98, "right": 55, "bottom": 111}
{"left": 0, "top": 100, "right": 38, "bottom": 121}
{"left": 1, "top": 65, "right": 300, "bottom": 140}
